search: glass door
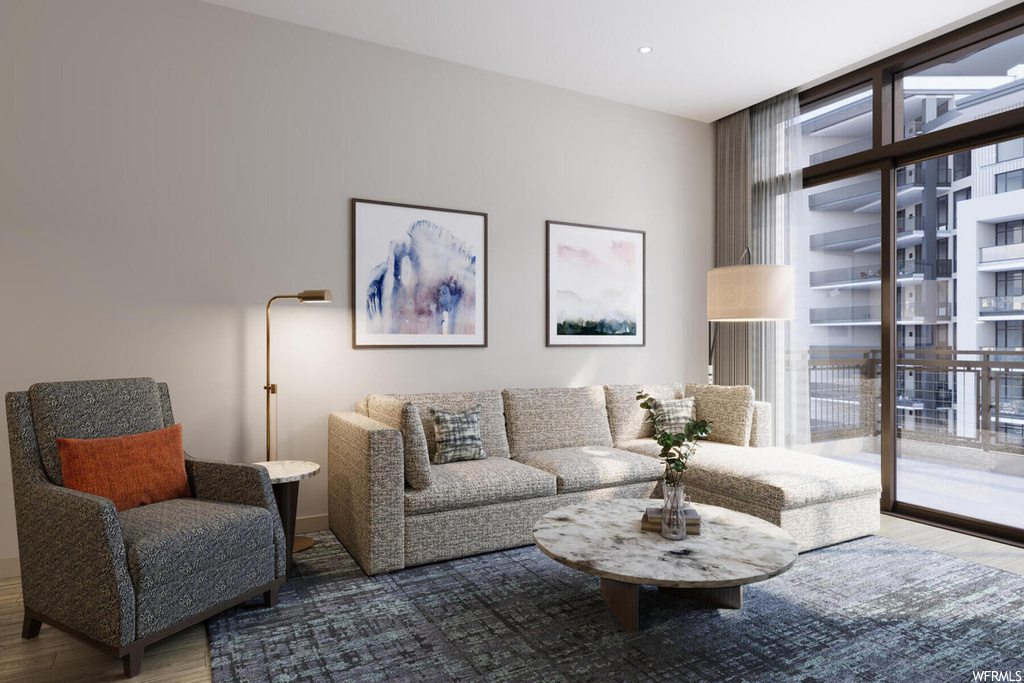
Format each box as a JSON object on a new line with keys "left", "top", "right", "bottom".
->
{"left": 894, "top": 148, "right": 1024, "bottom": 530}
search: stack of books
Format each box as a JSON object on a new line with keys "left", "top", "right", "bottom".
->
{"left": 641, "top": 505, "right": 701, "bottom": 535}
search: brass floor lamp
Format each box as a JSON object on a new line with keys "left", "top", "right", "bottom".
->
{"left": 264, "top": 289, "right": 331, "bottom": 558}
{"left": 265, "top": 289, "right": 332, "bottom": 461}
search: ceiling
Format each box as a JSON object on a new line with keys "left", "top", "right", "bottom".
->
{"left": 201, "top": 0, "right": 1017, "bottom": 123}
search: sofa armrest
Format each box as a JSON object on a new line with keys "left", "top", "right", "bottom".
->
{"left": 328, "top": 412, "right": 405, "bottom": 575}
{"left": 750, "top": 401, "right": 773, "bottom": 447}
{"left": 16, "top": 482, "right": 137, "bottom": 647}
{"left": 184, "top": 456, "right": 287, "bottom": 579}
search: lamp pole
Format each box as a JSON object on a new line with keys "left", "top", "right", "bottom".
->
{"left": 264, "top": 290, "right": 331, "bottom": 462}
{"left": 708, "top": 248, "right": 752, "bottom": 384}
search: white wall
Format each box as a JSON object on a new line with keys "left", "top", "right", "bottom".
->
{"left": 0, "top": 0, "right": 714, "bottom": 572}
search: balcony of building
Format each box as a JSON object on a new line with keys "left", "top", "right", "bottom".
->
{"left": 809, "top": 259, "right": 952, "bottom": 289}
{"left": 808, "top": 216, "right": 934, "bottom": 253}
{"left": 979, "top": 242, "right": 1024, "bottom": 272}
{"left": 979, "top": 294, "right": 1024, "bottom": 317}
{"left": 801, "top": 96, "right": 872, "bottom": 137}
{"left": 804, "top": 347, "right": 1024, "bottom": 529}
{"left": 807, "top": 163, "right": 952, "bottom": 212}
{"left": 809, "top": 299, "right": 952, "bottom": 326}
{"left": 808, "top": 136, "right": 872, "bottom": 165}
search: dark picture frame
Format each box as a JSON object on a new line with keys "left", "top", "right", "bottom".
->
{"left": 352, "top": 198, "right": 488, "bottom": 348}
{"left": 546, "top": 221, "right": 646, "bottom": 347}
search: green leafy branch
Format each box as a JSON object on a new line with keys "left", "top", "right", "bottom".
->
{"left": 636, "top": 390, "right": 713, "bottom": 486}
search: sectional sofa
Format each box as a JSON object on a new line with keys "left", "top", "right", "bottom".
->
{"left": 328, "top": 383, "right": 881, "bottom": 576}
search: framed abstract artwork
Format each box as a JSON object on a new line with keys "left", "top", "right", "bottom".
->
{"left": 352, "top": 199, "right": 487, "bottom": 348}
{"left": 546, "top": 221, "right": 646, "bottom": 347}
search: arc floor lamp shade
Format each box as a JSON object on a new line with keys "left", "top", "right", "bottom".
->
{"left": 707, "top": 265, "right": 794, "bottom": 322}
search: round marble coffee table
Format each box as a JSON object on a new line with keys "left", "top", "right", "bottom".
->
{"left": 256, "top": 460, "right": 320, "bottom": 580}
{"left": 533, "top": 499, "right": 798, "bottom": 632}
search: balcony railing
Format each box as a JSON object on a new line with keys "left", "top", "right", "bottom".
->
{"left": 808, "top": 180, "right": 879, "bottom": 210}
{"left": 807, "top": 216, "right": 937, "bottom": 251}
{"left": 980, "top": 241, "right": 1024, "bottom": 264}
{"left": 900, "top": 301, "right": 952, "bottom": 320}
{"left": 810, "top": 306, "right": 880, "bottom": 324}
{"left": 896, "top": 162, "right": 952, "bottom": 187}
{"left": 808, "top": 348, "right": 1024, "bottom": 455}
{"left": 809, "top": 223, "right": 881, "bottom": 250}
{"left": 809, "top": 164, "right": 951, "bottom": 210}
{"left": 808, "top": 137, "right": 872, "bottom": 166}
{"left": 980, "top": 295, "right": 1024, "bottom": 315}
{"left": 809, "top": 260, "right": 947, "bottom": 287}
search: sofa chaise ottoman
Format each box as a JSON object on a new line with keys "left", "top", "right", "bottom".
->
{"left": 605, "top": 383, "right": 882, "bottom": 552}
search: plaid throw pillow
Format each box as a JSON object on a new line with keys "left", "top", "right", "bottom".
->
{"left": 647, "top": 397, "right": 695, "bottom": 435}
{"left": 429, "top": 404, "right": 486, "bottom": 464}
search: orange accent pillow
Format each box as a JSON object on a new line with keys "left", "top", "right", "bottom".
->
{"left": 58, "top": 424, "right": 191, "bottom": 511}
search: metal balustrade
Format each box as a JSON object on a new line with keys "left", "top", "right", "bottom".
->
{"left": 807, "top": 348, "right": 1024, "bottom": 455}
{"left": 808, "top": 137, "right": 872, "bottom": 165}
{"left": 980, "top": 294, "right": 1024, "bottom": 315}
{"left": 809, "top": 260, "right": 944, "bottom": 287}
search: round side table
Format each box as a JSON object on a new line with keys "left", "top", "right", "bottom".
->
{"left": 255, "top": 460, "right": 320, "bottom": 580}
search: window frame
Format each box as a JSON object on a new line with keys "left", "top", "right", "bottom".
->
{"left": 996, "top": 138, "right": 1024, "bottom": 163}
{"left": 795, "top": 4, "right": 1024, "bottom": 548}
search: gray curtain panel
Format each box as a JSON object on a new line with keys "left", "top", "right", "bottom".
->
{"left": 713, "top": 89, "right": 801, "bottom": 445}
{"left": 713, "top": 108, "right": 751, "bottom": 389}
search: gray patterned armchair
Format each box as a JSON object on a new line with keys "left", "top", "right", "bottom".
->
{"left": 5, "top": 378, "right": 287, "bottom": 678}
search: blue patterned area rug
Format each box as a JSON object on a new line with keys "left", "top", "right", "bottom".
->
{"left": 208, "top": 531, "right": 1024, "bottom": 682}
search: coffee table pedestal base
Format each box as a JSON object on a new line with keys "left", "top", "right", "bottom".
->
{"left": 659, "top": 585, "right": 743, "bottom": 609}
{"left": 600, "top": 578, "right": 743, "bottom": 632}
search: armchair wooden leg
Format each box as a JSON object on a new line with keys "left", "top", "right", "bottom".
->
{"left": 22, "top": 611, "right": 41, "bottom": 639}
{"left": 122, "top": 646, "right": 144, "bottom": 678}
{"left": 264, "top": 587, "right": 279, "bottom": 607}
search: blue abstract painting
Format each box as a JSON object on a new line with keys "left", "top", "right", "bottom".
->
{"left": 354, "top": 201, "right": 487, "bottom": 347}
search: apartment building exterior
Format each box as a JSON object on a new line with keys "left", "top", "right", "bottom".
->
{"left": 795, "top": 57, "right": 1024, "bottom": 451}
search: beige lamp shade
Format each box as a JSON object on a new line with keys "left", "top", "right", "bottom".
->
{"left": 707, "top": 264, "right": 794, "bottom": 321}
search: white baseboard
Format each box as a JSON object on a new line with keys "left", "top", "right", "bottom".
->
{"left": 0, "top": 556, "right": 20, "bottom": 579}
{"left": 296, "top": 514, "right": 329, "bottom": 534}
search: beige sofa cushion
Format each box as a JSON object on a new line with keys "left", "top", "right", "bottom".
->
{"left": 502, "top": 386, "right": 612, "bottom": 457}
{"left": 616, "top": 438, "right": 663, "bottom": 459}
{"left": 603, "top": 383, "right": 685, "bottom": 444}
{"left": 680, "top": 441, "right": 880, "bottom": 510}
{"left": 404, "top": 458, "right": 556, "bottom": 516}
{"left": 368, "top": 390, "right": 510, "bottom": 459}
{"left": 515, "top": 446, "right": 664, "bottom": 493}
{"left": 366, "top": 397, "right": 432, "bottom": 489}
{"left": 750, "top": 401, "right": 773, "bottom": 447}
{"left": 685, "top": 383, "right": 755, "bottom": 447}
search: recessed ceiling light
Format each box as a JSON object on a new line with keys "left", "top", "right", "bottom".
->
{"left": 637, "top": 46, "right": 653, "bottom": 55}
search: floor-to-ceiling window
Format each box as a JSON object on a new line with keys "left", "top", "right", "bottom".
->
{"left": 791, "top": 6, "right": 1024, "bottom": 544}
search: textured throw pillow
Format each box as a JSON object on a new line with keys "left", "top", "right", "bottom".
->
{"left": 58, "top": 423, "right": 191, "bottom": 511}
{"left": 647, "top": 396, "right": 695, "bottom": 435}
{"left": 429, "top": 405, "right": 486, "bottom": 464}
{"left": 685, "top": 383, "right": 755, "bottom": 447}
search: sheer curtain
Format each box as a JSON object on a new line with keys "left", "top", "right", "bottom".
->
{"left": 714, "top": 90, "right": 801, "bottom": 444}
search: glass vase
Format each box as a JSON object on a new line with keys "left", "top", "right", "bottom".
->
{"left": 661, "top": 483, "right": 689, "bottom": 541}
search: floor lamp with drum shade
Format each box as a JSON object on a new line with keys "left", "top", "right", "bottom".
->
{"left": 707, "top": 249, "right": 794, "bottom": 384}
